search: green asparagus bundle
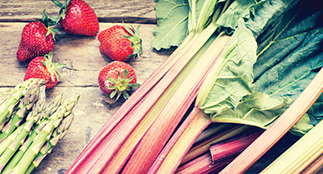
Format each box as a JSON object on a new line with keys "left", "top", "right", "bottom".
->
{"left": 0, "top": 78, "right": 80, "bottom": 174}
{"left": 0, "top": 79, "right": 46, "bottom": 131}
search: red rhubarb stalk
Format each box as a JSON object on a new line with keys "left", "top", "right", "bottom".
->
{"left": 175, "top": 153, "right": 234, "bottom": 174}
{"left": 210, "top": 130, "right": 263, "bottom": 162}
{"left": 148, "top": 107, "right": 213, "bottom": 174}
{"left": 69, "top": 32, "right": 194, "bottom": 164}
{"left": 194, "top": 124, "right": 229, "bottom": 144}
{"left": 121, "top": 35, "right": 230, "bottom": 174}
{"left": 180, "top": 124, "right": 249, "bottom": 165}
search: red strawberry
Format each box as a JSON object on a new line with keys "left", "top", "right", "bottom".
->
{"left": 53, "top": 0, "right": 99, "bottom": 36}
{"left": 98, "top": 24, "right": 142, "bottom": 62}
{"left": 24, "top": 52, "right": 65, "bottom": 89}
{"left": 98, "top": 61, "right": 140, "bottom": 101}
{"left": 16, "top": 21, "right": 55, "bottom": 62}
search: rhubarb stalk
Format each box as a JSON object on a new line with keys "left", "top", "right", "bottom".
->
{"left": 120, "top": 33, "right": 230, "bottom": 174}
{"left": 180, "top": 124, "right": 249, "bottom": 165}
{"left": 175, "top": 153, "right": 233, "bottom": 174}
{"left": 210, "top": 130, "right": 263, "bottom": 163}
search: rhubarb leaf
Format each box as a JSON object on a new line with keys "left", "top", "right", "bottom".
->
{"left": 254, "top": 27, "right": 323, "bottom": 100}
{"left": 253, "top": 7, "right": 323, "bottom": 129}
{"left": 211, "top": 92, "right": 292, "bottom": 129}
{"left": 198, "top": 18, "right": 257, "bottom": 114}
{"left": 211, "top": 92, "right": 313, "bottom": 136}
{"left": 151, "top": 0, "right": 189, "bottom": 51}
{"left": 151, "top": 0, "right": 212, "bottom": 50}
{"left": 212, "top": 4, "right": 323, "bottom": 136}
{"left": 216, "top": 0, "right": 299, "bottom": 37}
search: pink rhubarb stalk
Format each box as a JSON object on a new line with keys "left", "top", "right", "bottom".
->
{"left": 121, "top": 35, "right": 230, "bottom": 174}
{"left": 175, "top": 153, "right": 233, "bottom": 174}
{"left": 210, "top": 130, "right": 263, "bottom": 163}
{"left": 180, "top": 124, "right": 249, "bottom": 165}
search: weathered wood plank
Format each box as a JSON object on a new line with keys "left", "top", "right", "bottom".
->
{"left": 0, "top": 0, "right": 157, "bottom": 23}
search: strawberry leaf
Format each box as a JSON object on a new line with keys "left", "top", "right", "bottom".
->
{"left": 123, "top": 91, "right": 130, "bottom": 100}
{"left": 121, "top": 23, "right": 143, "bottom": 59}
{"left": 105, "top": 68, "right": 140, "bottom": 101}
{"left": 51, "top": 0, "right": 64, "bottom": 8}
{"left": 107, "top": 77, "right": 117, "bottom": 84}
{"left": 122, "top": 22, "right": 136, "bottom": 36}
{"left": 110, "top": 90, "right": 117, "bottom": 99}
{"left": 122, "top": 69, "right": 129, "bottom": 79}
{"left": 116, "top": 91, "right": 122, "bottom": 101}
{"left": 42, "top": 9, "right": 49, "bottom": 28}
{"left": 128, "top": 83, "right": 141, "bottom": 89}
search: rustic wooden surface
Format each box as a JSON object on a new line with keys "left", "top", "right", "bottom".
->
{"left": 0, "top": 1, "right": 300, "bottom": 174}
{"left": 0, "top": 0, "right": 157, "bottom": 23}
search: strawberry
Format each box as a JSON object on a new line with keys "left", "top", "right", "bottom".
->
{"left": 52, "top": 0, "right": 99, "bottom": 36}
{"left": 16, "top": 11, "right": 56, "bottom": 62}
{"left": 98, "top": 24, "right": 142, "bottom": 62}
{"left": 98, "top": 61, "right": 140, "bottom": 101}
{"left": 24, "top": 52, "right": 65, "bottom": 89}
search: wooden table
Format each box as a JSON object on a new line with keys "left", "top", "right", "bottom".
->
{"left": 0, "top": 1, "right": 299, "bottom": 173}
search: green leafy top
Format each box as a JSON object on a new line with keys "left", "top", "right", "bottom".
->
{"left": 151, "top": 0, "right": 190, "bottom": 50}
{"left": 197, "top": 18, "right": 257, "bottom": 115}
{"left": 202, "top": 1, "right": 323, "bottom": 136}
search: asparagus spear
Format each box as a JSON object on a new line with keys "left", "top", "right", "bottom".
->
{"left": 0, "top": 126, "right": 23, "bottom": 156}
{"left": 0, "top": 84, "right": 41, "bottom": 141}
{"left": 0, "top": 86, "right": 45, "bottom": 155}
{"left": 0, "top": 79, "right": 46, "bottom": 126}
{"left": 0, "top": 89, "right": 14, "bottom": 106}
{"left": 25, "top": 112, "right": 75, "bottom": 174}
{"left": 1, "top": 93, "right": 63, "bottom": 173}
{"left": 0, "top": 86, "right": 46, "bottom": 172}
{"left": 10, "top": 95, "right": 80, "bottom": 174}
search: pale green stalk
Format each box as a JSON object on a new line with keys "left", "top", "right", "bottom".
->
{"left": 0, "top": 85, "right": 41, "bottom": 141}
{"left": 11, "top": 95, "right": 79, "bottom": 174}
{"left": 0, "top": 79, "right": 46, "bottom": 126}
{"left": 0, "top": 126, "right": 23, "bottom": 156}
{"left": 0, "top": 86, "right": 46, "bottom": 172}
{"left": 1, "top": 93, "right": 62, "bottom": 173}
{"left": 261, "top": 119, "right": 323, "bottom": 173}
{"left": 0, "top": 89, "right": 14, "bottom": 106}
{"left": 196, "top": 0, "right": 219, "bottom": 33}
{"left": 25, "top": 112, "right": 75, "bottom": 174}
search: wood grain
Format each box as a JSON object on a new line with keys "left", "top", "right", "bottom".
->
{"left": 0, "top": 0, "right": 157, "bottom": 23}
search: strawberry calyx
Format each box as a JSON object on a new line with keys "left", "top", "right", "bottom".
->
{"left": 40, "top": 52, "right": 65, "bottom": 82}
{"left": 122, "top": 22, "right": 143, "bottom": 60}
{"left": 42, "top": 9, "right": 63, "bottom": 41}
{"left": 106, "top": 69, "right": 140, "bottom": 101}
